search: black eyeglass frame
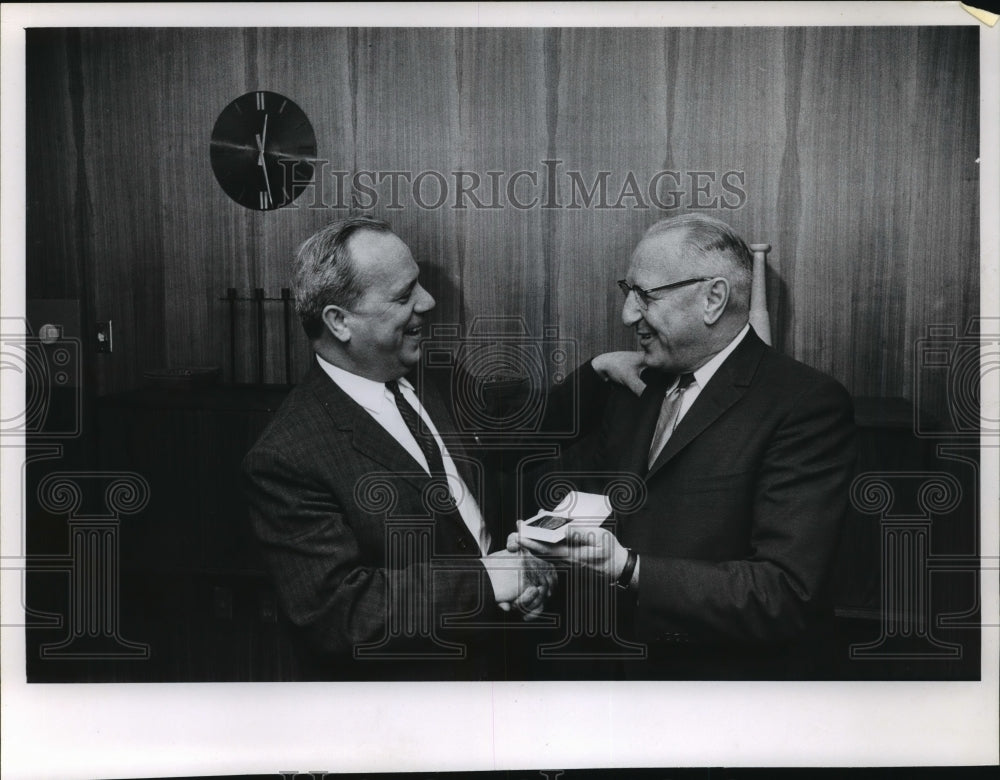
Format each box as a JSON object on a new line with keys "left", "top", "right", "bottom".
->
{"left": 616, "top": 276, "right": 715, "bottom": 309}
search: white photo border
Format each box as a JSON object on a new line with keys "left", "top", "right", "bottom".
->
{"left": 2, "top": 2, "right": 997, "bottom": 777}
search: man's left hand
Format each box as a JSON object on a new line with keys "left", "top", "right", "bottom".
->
{"left": 591, "top": 351, "right": 646, "bottom": 396}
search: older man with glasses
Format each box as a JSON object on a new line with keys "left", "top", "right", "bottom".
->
{"left": 512, "top": 213, "right": 857, "bottom": 680}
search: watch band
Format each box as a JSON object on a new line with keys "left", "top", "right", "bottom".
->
{"left": 615, "top": 548, "right": 638, "bottom": 590}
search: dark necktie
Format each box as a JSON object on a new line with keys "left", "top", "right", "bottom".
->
{"left": 647, "top": 372, "right": 696, "bottom": 469}
{"left": 386, "top": 380, "right": 450, "bottom": 483}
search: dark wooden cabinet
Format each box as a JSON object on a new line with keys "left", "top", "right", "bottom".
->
{"left": 55, "top": 384, "right": 302, "bottom": 682}
{"left": 98, "top": 386, "right": 287, "bottom": 574}
{"left": 95, "top": 385, "right": 287, "bottom": 579}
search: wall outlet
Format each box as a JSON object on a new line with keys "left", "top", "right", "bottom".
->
{"left": 96, "top": 321, "right": 112, "bottom": 353}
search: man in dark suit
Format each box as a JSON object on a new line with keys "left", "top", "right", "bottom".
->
{"left": 243, "top": 216, "right": 552, "bottom": 680}
{"left": 511, "top": 214, "right": 856, "bottom": 679}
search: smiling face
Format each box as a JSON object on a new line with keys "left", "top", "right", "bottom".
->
{"left": 335, "top": 230, "right": 436, "bottom": 382}
{"left": 621, "top": 230, "right": 715, "bottom": 374}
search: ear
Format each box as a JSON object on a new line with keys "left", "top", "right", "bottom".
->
{"left": 702, "top": 277, "right": 730, "bottom": 325}
{"left": 321, "top": 304, "right": 351, "bottom": 343}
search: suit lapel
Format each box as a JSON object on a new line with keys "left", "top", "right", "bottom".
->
{"left": 620, "top": 373, "right": 674, "bottom": 477}
{"left": 645, "top": 329, "right": 767, "bottom": 478}
{"left": 306, "top": 362, "right": 482, "bottom": 551}
{"left": 305, "top": 363, "right": 431, "bottom": 494}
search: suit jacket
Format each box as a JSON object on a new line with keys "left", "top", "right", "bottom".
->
{"left": 242, "top": 361, "right": 505, "bottom": 680}
{"left": 546, "top": 328, "right": 856, "bottom": 679}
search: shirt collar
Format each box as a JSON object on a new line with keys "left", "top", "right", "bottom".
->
{"left": 689, "top": 322, "right": 750, "bottom": 390}
{"left": 315, "top": 353, "right": 415, "bottom": 414}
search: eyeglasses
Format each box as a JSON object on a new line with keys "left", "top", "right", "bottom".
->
{"left": 616, "top": 277, "right": 714, "bottom": 310}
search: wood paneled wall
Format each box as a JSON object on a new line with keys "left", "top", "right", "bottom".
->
{"left": 26, "top": 27, "right": 979, "bottom": 422}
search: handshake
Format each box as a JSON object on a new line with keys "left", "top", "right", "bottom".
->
{"left": 480, "top": 522, "right": 632, "bottom": 621}
{"left": 480, "top": 548, "right": 557, "bottom": 620}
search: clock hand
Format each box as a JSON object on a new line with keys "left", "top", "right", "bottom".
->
{"left": 259, "top": 152, "right": 273, "bottom": 205}
{"left": 255, "top": 112, "right": 269, "bottom": 166}
{"left": 256, "top": 113, "right": 272, "bottom": 204}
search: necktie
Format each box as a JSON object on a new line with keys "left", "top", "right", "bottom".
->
{"left": 647, "top": 373, "right": 695, "bottom": 469}
{"left": 386, "top": 379, "right": 451, "bottom": 485}
{"left": 387, "top": 381, "right": 492, "bottom": 553}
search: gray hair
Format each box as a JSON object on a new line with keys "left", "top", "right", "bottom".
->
{"left": 643, "top": 214, "right": 753, "bottom": 308}
{"left": 293, "top": 216, "right": 392, "bottom": 340}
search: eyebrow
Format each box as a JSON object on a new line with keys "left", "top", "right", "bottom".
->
{"left": 392, "top": 276, "right": 418, "bottom": 298}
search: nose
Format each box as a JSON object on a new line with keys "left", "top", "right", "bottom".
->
{"left": 414, "top": 283, "right": 435, "bottom": 313}
{"left": 621, "top": 290, "right": 642, "bottom": 326}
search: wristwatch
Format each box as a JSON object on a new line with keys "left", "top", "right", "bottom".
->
{"left": 615, "top": 548, "right": 638, "bottom": 590}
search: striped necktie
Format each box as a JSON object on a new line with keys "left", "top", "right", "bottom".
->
{"left": 386, "top": 380, "right": 450, "bottom": 485}
{"left": 647, "top": 373, "right": 695, "bottom": 469}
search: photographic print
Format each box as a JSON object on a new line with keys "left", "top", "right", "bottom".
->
{"left": 2, "top": 2, "right": 997, "bottom": 778}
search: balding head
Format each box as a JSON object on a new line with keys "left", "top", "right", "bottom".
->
{"left": 640, "top": 214, "right": 753, "bottom": 313}
{"left": 621, "top": 214, "right": 752, "bottom": 373}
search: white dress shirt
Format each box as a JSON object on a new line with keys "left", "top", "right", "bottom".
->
{"left": 316, "top": 355, "right": 490, "bottom": 554}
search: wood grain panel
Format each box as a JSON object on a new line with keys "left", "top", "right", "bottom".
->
{"left": 902, "top": 26, "right": 979, "bottom": 417}
{"left": 155, "top": 29, "right": 253, "bottom": 383}
{"left": 349, "top": 28, "right": 455, "bottom": 322}
{"left": 665, "top": 27, "right": 789, "bottom": 341}
{"left": 774, "top": 28, "right": 805, "bottom": 355}
{"left": 76, "top": 29, "right": 169, "bottom": 395}
{"left": 793, "top": 27, "right": 905, "bottom": 385}
{"left": 23, "top": 27, "right": 979, "bottom": 425}
{"left": 451, "top": 29, "right": 548, "bottom": 333}
{"left": 789, "top": 27, "right": 979, "bottom": 404}
{"left": 26, "top": 30, "right": 80, "bottom": 299}
{"left": 549, "top": 28, "right": 674, "bottom": 357}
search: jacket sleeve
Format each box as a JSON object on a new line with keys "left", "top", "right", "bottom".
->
{"left": 242, "top": 445, "right": 496, "bottom": 658}
{"left": 636, "top": 376, "right": 857, "bottom": 645}
{"left": 540, "top": 358, "right": 614, "bottom": 441}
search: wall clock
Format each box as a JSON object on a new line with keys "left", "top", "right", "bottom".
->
{"left": 210, "top": 91, "right": 317, "bottom": 210}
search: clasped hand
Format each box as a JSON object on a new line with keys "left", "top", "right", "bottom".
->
{"left": 507, "top": 524, "right": 629, "bottom": 582}
{"left": 482, "top": 549, "right": 557, "bottom": 620}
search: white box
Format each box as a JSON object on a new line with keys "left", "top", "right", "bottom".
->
{"left": 519, "top": 491, "right": 611, "bottom": 543}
